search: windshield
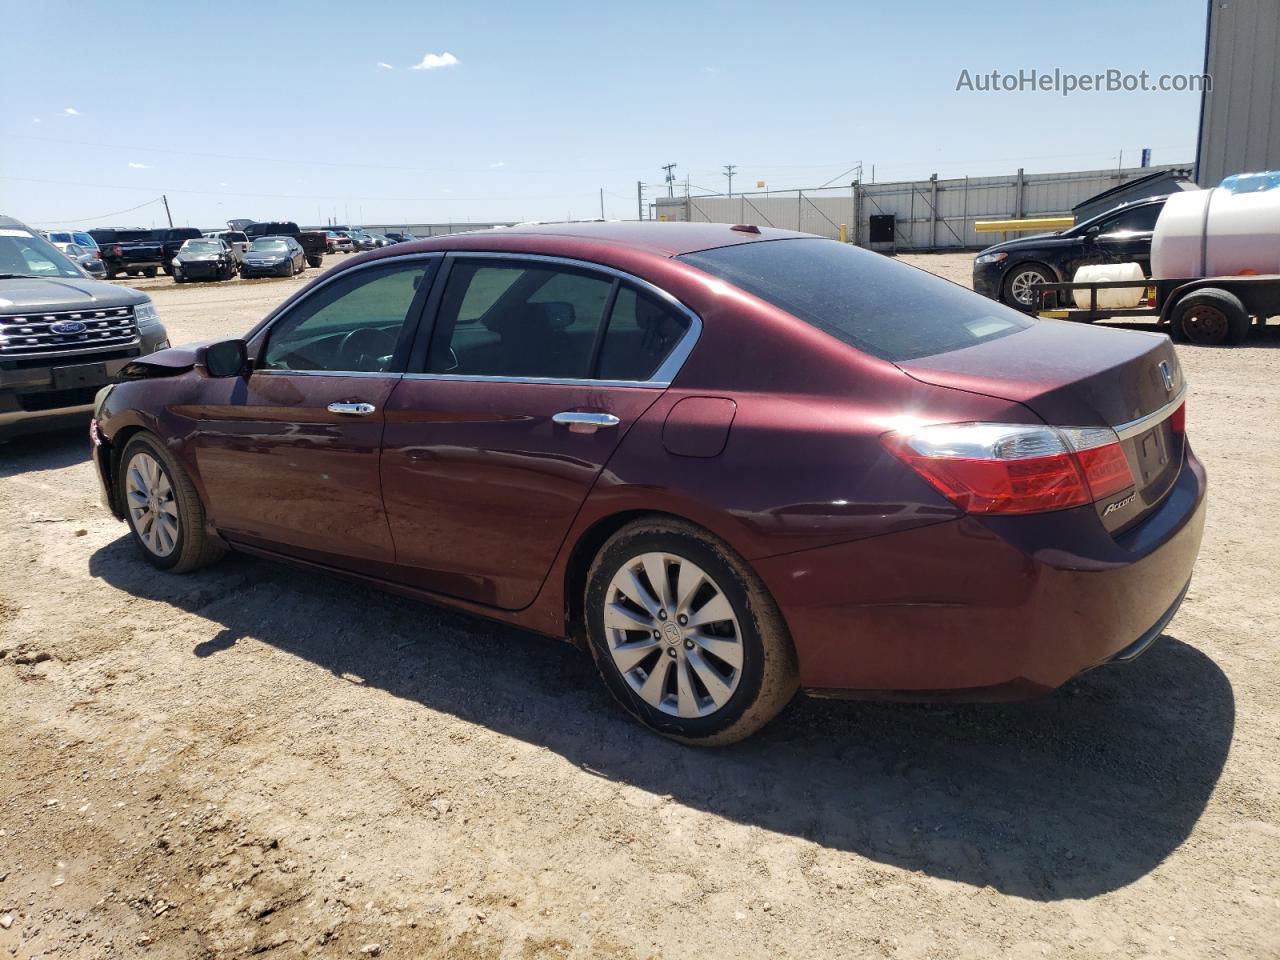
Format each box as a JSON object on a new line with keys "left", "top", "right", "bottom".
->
{"left": 182, "top": 240, "right": 222, "bottom": 253}
{"left": 251, "top": 239, "right": 289, "bottom": 252}
{"left": 0, "top": 227, "right": 85, "bottom": 279}
{"left": 679, "top": 238, "right": 1032, "bottom": 362}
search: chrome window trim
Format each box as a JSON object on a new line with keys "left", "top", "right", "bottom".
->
{"left": 254, "top": 369, "right": 403, "bottom": 379}
{"left": 410, "top": 251, "right": 702, "bottom": 388}
{"left": 251, "top": 251, "right": 445, "bottom": 337}
{"left": 1113, "top": 386, "right": 1187, "bottom": 440}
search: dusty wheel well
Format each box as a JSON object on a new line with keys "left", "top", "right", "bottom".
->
{"left": 562, "top": 510, "right": 709, "bottom": 648}
{"left": 105, "top": 425, "right": 148, "bottom": 514}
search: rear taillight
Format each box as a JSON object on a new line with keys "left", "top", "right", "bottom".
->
{"left": 1169, "top": 401, "right": 1185, "bottom": 434}
{"left": 883, "top": 422, "right": 1135, "bottom": 515}
{"left": 110, "top": 244, "right": 122, "bottom": 256}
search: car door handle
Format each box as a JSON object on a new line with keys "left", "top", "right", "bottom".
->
{"left": 327, "top": 401, "right": 377, "bottom": 416}
{"left": 552, "top": 411, "right": 621, "bottom": 434}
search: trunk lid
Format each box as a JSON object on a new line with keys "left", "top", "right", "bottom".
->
{"left": 899, "top": 320, "right": 1186, "bottom": 533}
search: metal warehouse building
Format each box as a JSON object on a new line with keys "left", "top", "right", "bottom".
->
{"left": 654, "top": 165, "right": 1189, "bottom": 251}
{"left": 1195, "top": 0, "right": 1280, "bottom": 185}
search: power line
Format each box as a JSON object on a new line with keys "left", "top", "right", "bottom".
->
{"left": 32, "top": 196, "right": 164, "bottom": 225}
{"left": 723, "top": 164, "right": 736, "bottom": 197}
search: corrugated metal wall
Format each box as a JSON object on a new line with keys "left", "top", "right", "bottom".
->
{"left": 654, "top": 165, "right": 1189, "bottom": 249}
{"left": 1195, "top": 0, "right": 1280, "bottom": 186}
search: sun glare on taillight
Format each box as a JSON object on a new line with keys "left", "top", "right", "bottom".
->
{"left": 883, "top": 421, "right": 1135, "bottom": 516}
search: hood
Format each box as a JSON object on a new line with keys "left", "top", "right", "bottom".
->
{"left": 0, "top": 275, "right": 146, "bottom": 311}
{"left": 977, "top": 231, "right": 1065, "bottom": 256}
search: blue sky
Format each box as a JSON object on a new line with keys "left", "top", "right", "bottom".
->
{"left": 1, "top": 0, "right": 1209, "bottom": 229}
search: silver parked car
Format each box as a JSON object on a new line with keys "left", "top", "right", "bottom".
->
{"left": 203, "top": 229, "right": 249, "bottom": 261}
{"left": 50, "top": 241, "right": 107, "bottom": 279}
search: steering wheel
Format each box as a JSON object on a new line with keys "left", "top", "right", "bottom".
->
{"left": 336, "top": 327, "right": 392, "bottom": 372}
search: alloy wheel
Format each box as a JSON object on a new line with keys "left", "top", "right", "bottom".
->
{"left": 125, "top": 452, "right": 179, "bottom": 557}
{"left": 1009, "top": 268, "right": 1048, "bottom": 307}
{"left": 604, "top": 552, "right": 744, "bottom": 718}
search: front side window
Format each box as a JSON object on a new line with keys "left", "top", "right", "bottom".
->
{"left": 426, "top": 261, "right": 612, "bottom": 378}
{"left": 261, "top": 260, "right": 433, "bottom": 373}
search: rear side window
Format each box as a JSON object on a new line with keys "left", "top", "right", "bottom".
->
{"left": 679, "top": 238, "right": 1031, "bottom": 362}
{"left": 598, "top": 286, "right": 691, "bottom": 381}
{"left": 426, "top": 262, "right": 612, "bottom": 378}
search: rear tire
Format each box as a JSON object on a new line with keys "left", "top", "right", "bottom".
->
{"left": 1169, "top": 288, "right": 1250, "bottom": 345}
{"left": 118, "top": 433, "right": 225, "bottom": 573}
{"left": 307, "top": 255, "right": 323, "bottom": 268}
{"left": 584, "top": 518, "right": 798, "bottom": 745}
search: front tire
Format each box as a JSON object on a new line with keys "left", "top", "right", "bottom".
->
{"left": 584, "top": 518, "right": 798, "bottom": 745}
{"left": 1002, "top": 262, "right": 1053, "bottom": 310}
{"left": 119, "top": 433, "right": 225, "bottom": 573}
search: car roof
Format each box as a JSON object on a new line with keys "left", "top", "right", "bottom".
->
{"left": 385, "top": 220, "right": 813, "bottom": 259}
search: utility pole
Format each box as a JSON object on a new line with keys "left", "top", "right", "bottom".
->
{"left": 662, "top": 163, "right": 678, "bottom": 198}
{"left": 161, "top": 194, "right": 173, "bottom": 228}
{"left": 636, "top": 181, "right": 643, "bottom": 220}
{"left": 723, "top": 164, "right": 736, "bottom": 198}
{"left": 600, "top": 187, "right": 605, "bottom": 220}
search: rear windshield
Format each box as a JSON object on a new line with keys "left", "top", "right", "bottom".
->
{"left": 679, "top": 238, "right": 1032, "bottom": 362}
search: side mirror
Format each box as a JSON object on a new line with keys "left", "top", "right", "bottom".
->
{"left": 1084, "top": 225, "right": 1102, "bottom": 242}
{"left": 197, "top": 339, "right": 249, "bottom": 378}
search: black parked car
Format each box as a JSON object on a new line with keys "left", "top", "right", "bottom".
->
{"left": 973, "top": 197, "right": 1166, "bottom": 309}
{"left": 172, "top": 238, "right": 237, "bottom": 283}
{"left": 384, "top": 231, "right": 418, "bottom": 243}
{"left": 239, "top": 237, "right": 305, "bottom": 278}
{"left": 152, "top": 228, "right": 204, "bottom": 275}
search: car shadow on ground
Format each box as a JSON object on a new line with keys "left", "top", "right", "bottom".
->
{"left": 0, "top": 425, "right": 90, "bottom": 476}
{"left": 88, "top": 540, "right": 1234, "bottom": 903}
{"left": 1099, "top": 318, "right": 1280, "bottom": 347}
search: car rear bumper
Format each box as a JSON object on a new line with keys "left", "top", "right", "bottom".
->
{"left": 755, "top": 446, "right": 1207, "bottom": 698}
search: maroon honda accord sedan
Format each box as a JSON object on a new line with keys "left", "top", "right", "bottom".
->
{"left": 90, "top": 222, "right": 1205, "bottom": 744}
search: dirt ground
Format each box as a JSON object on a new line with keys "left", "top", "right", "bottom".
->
{"left": 2, "top": 252, "right": 1278, "bottom": 959}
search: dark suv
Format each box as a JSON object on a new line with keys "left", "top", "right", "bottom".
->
{"left": 973, "top": 197, "right": 1166, "bottom": 309}
{"left": 1, "top": 216, "right": 169, "bottom": 440}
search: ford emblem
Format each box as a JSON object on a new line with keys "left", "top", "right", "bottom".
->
{"left": 50, "top": 320, "right": 87, "bottom": 335}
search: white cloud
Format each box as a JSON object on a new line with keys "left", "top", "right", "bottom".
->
{"left": 63, "top": 106, "right": 79, "bottom": 116}
{"left": 376, "top": 61, "right": 394, "bottom": 70}
{"left": 32, "top": 117, "right": 40, "bottom": 124}
{"left": 217, "top": 181, "right": 228, "bottom": 187}
{"left": 410, "top": 51, "right": 458, "bottom": 71}
{"left": 702, "top": 66, "right": 721, "bottom": 74}
{"left": 127, "top": 162, "right": 151, "bottom": 169}
{"left": 488, "top": 161, "right": 505, "bottom": 169}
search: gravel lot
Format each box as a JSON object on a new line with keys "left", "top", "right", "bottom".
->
{"left": 2, "top": 252, "right": 1278, "bottom": 959}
